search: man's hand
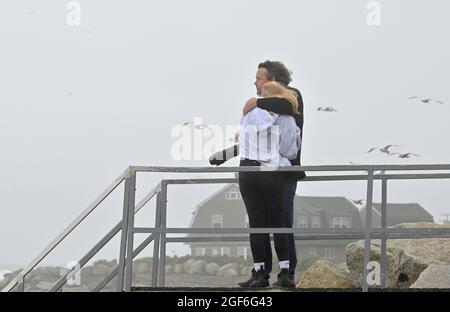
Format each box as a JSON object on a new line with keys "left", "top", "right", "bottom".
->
{"left": 243, "top": 97, "right": 257, "bottom": 115}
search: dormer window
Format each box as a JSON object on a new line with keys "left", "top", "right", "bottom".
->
{"left": 225, "top": 189, "right": 241, "bottom": 200}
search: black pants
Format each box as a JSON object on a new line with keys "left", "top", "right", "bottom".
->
{"left": 238, "top": 159, "right": 289, "bottom": 265}
{"left": 251, "top": 177, "right": 298, "bottom": 277}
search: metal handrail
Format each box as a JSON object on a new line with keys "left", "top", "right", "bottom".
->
{"left": 3, "top": 164, "right": 450, "bottom": 292}
{"left": 1, "top": 167, "right": 132, "bottom": 292}
{"left": 47, "top": 182, "right": 162, "bottom": 292}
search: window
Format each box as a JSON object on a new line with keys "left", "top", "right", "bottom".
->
{"left": 311, "top": 216, "right": 321, "bottom": 228}
{"left": 309, "top": 247, "right": 318, "bottom": 257}
{"left": 324, "top": 248, "right": 335, "bottom": 260}
{"left": 298, "top": 215, "right": 308, "bottom": 228}
{"left": 211, "top": 214, "right": 223, "bottom": 228}
{"left": 330, "top": 216, "right": 351, "bottom": 228}
{"left": 237, "top": 247, "right": 247, "bottom": 260}
{"left": 245, "top": 214, "right": 249, "bottom": 228}
{"left": 195, "top": 247, "right": 205, "bottom": 256}
{"left": 221, "top": 247, "right": 230, "bottom": 257}
{"left": 225, "top": 189, "right": 241, "bottom": 200}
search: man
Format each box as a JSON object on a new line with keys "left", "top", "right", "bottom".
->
{"left": 209, "top": 61, "right": 305, "bottom": 286}
{"left": 239, "top": 61, "right": 304, "bottom": 287}
{"left": 238, "top": 87, "right": 301, "bottom": 287}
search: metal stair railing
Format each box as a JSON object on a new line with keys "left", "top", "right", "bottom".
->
{"left": 3, "top": 164, "right": 450, "bottom": 292}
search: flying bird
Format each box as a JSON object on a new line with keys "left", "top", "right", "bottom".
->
{"left": 408, "top": 96, "right": 446, "bottom": 105}
{"left": 182, "top": 121, "right": 213, "bottom": 131}
{"left": 389, "top": 152, "right": 420, "bottom": 159}
{"left": 350, "top": 199, "right": 365, "bottom": 205}
{"left": 367, "top": 145, "right": 401, "bottom": 155}
{"left": 317, "top": 107, "right": 338, "bottom": 112}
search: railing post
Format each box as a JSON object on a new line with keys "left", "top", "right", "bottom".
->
{"left": 380, "top": 178, "right": 388, "bottom": 288}
{"left": 124, "top": 171, "right": 137, "bottom": 292}
{"left": 117, "top": 176, "right": 132, "bottom": 291}
{"left": 152, "top": 192, "right": 162, "bottom": 287}
{"left": 157, "top": 181, "right": 168, "bottom": 287}
{"left": 362, "top": 170, "right": 374, "bottom": 292}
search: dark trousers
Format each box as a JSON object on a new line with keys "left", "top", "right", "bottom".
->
{"left": 247, "top": 174, "right": 298, "bottom": 277}
{"left": 238, "top": 159, "right": 289, "bottom": 266}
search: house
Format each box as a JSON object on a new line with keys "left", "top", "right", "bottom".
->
{"left": 187, "top": 184, "right": 435, "bottom": 265}
{"left": 360, "top": 203, "right": 434, "bottom": 227}
{"left": 187, "top": 184, "right": 363, "bottom": 264}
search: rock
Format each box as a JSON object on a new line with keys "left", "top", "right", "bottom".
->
{"left": 165, "top": 265, "right": 173, "bottom": 274}
{"left": 183, "top": 259, "right": 196, "bottom": 274}
{"left": 217, "top": 263, "right": 240, "bottom": 277}
{"left": 346, "top": 222, "right": 450, "bottom": 288}
{"left": 135, "top": 262, "right": 150, "bottom": 274}
{"left": 36, "top": 281, "right": 55, "bottom": 290}
{"left": 336, "top": 262, "right": 349, "bottom": 272}
{"left": 92, "top": 264, "right": 110, "bottom": 276}
{"left": 410, "top": 265, "right": 450, "bottom": 288}
{"left": 81, "top": 267, "right": 93, "bottom": 277}
{"left": 174, "top": 264, "right": 184, "bottom": 274}
{"left": 188, "top": 260, "right": 206, "bottom": 275}
{"left": 205, "top": 263, "right": 220, "bottom": 276}
{"left": 223, "top": 269, "right": 238, "bottom": 278}
{"left": 296, "top": 259, "right": 355, "bottom": 288}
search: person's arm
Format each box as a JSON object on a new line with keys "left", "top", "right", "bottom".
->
{"left": 257, "top": 97, "right": 294, "bottom": 115}
{"left": 242, "top": 97, "right": 294, "bottom": 115}
{"left": 209, "top": 144, "right": 239, "bottom": 166}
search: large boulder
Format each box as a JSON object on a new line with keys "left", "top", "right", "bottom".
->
{"left": 296, "top": 259, "right": 355, "bottom": 288}
{"left": 223, "top": 269, "right": 238, "bottom": 278}
{"left": 217, "top": 263, "right": 240, "bottom": 277}
{"left": 410, "top": 265, "right": 450, "bottom": 289}
{"left": 183, "top": 259, "right": 196, "bottom": 274}
{"left": 205, "top": 263, "right": 220, "bottom": 276}
{"left": 188, "top": 260, "right": 206, "bottom": 275}
{"left": 346, "top": 223, "right": 450, "bottom": 288}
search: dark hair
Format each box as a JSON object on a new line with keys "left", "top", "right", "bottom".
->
{"left": 258, "top": 60, "right": 292, "bottom": 86}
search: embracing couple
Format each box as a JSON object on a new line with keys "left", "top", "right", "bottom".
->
{"left": 209, "top": 60, "right": 305, "bottom": 288}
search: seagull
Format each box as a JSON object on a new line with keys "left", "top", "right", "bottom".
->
{"left": 317, "top": 107, "right": 338, "bottom": 112}
{"left": 367, "top": 145, "right": 401, "bottom": 155}
{"left": 182, "top": 121, "right": 213, "bottom": 131}
{"left": 350, "top": 199, "right": 365, "bottom": 205}
{"left": 374, "top": 170, "right": 386, "bottom": 175}
{"left": 389, "top": 152, "right": 420, "bottom": 159}
{"left": 408, "top": 96, "right": 446, "bottom": 105}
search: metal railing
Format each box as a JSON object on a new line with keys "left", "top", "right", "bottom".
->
{"left": 2, "top": 164, "right": 450, "bottom": 292}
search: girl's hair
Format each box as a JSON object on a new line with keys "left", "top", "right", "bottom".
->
{"left": 261, "top": 81, "right": 299, "bottom": 113}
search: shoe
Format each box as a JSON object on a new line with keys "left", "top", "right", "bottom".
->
{"left": 272, "top": 269, "right": 296, "bottom": 288}
{"left": 249, "top": 270, "right": 269, "bottom": 288}
{"left": 238, "top": 275, "right": 256, "bottom": 288}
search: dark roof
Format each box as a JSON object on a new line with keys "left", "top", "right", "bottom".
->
{"left": 297, "top": 196, "right": 360, "bottom": 216}
{"left": 370, "top": 203, "right": 433, "bottom": 220}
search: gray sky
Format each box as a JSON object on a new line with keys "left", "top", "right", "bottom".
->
{"left": 1, "top": 0, "right": 450, "bottom": 267}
